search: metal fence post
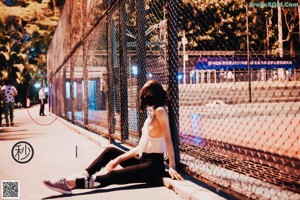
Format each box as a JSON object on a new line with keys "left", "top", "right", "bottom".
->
{"left": 83, "top": 41, "right": 89, "bottom": 126}
{"left": 70, "top": 57, "right": 75, "bottom": 123}
{"left": 166, "top": 0, "right": 181, "bottom": 165}
{"left": 136, "top": 0, "right": 147, "bottom": 136}
{"left": 63, "top": 68, "right": 67, "bottom": 118}
{"left": 112, "top": 15, "right": 119, "bottom": 115}
{"left": 67, "top": 2, "right": 74, "bottom": 123}
{"left": 82, "top": 0, "right": 89, "bottom": 126}
{"left": 107, "top": 10, "right": 116, "bottom": 141}
{"left": 119, "top": 0, "right": 129, "bottom": 140}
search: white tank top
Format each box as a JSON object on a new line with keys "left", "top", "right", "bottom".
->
{"left": 137, "top": 114, "right": 167, "bottom": 158}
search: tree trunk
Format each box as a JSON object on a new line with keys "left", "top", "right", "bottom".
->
{"left": 290, "top": 37, "right": 295, "bottom": 57}
{"left": 52, "top": 0, "right": 57, "bottom": 17}
{"left": 277, "top": 0, "right": 283, "bottom": 57}
{"left": 298, "top": 4, "right": 300, "bottom": 42}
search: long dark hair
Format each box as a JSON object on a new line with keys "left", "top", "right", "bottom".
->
{"left": 139, "top": 80, "right": 167, "bottom": 111}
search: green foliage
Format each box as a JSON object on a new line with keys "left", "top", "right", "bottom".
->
{"left": 0, "top": 1, "right": 65, "bottom": 106}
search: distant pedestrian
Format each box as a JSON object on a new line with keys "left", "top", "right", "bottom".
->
{"left": 1, "top": 79, "right": 18, "bottom": 127}
{"left": 43, "top": 80, "right": 184, "bottom": 195}
{"left": 26, "top": 97, "right": 31, "bottom": 108}
{"left": 273, "top": 72, "right": 278, "bottom": 81}
{"left": 39, "top": 86, "right": 46, "bottom": 116}
{"left": 227, "top": 70, "right": 233, "bottom": 82}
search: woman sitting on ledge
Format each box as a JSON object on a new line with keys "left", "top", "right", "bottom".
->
{"left": 43, "top": 80, "right": 184, "bottom": 194}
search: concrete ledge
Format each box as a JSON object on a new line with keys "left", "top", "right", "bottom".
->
{"left": 163, "top": 177, "right": 225, "bottom": 200}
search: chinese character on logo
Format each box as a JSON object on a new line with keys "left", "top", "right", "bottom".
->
{"left": 11, "top": 141, "right": 34, "bottom": 164}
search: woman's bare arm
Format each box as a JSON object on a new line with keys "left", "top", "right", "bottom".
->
{"left": 107, "top": 146, "right": 139, "bottom": 171}
{"left": 156, "top": 107, "right": 184, "bottom": 180}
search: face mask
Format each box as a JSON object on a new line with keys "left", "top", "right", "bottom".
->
{"left": 143, "top": 95, "right": 155, "bottom": 107}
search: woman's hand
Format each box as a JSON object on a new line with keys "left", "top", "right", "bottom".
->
{"left": 107, "top": 158, "right": 120, "bottom": 172}
{"left": 168, "top": 167, "right": 184, "bottom": 180}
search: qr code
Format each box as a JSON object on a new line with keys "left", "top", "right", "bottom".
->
{"left": 1, "top": 181, "right": 20, "bottom": 199}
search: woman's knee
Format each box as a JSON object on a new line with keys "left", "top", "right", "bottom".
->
{"left": 102, "top": 146, "right": 124, "bottom": 157}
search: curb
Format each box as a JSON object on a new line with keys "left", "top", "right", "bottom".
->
{"left": 163, "top": 178, "right": 225, "bottom": 200}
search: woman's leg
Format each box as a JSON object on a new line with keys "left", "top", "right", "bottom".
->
{"left": 3, "top": 102, "right": 9, "bottom": 125}
{"left": 43, "top": 153, "right": 164, "bottom": 194}
{"left": 43, "top": 146, "right": 141, "bottom": 193}
{"left": 9, "top": 102, "right": 14, "bottom": 124}
{"left": 39, "top": 102, "right": 43, "bottom": 115}
{"left": 41, "top": 100, "right": 45, "bottom": 115}
{"left": 84, "top": 146, "right": 140, "bottom": 176}
{"left": 76, "top": 154, "right": 165, "bottom": 189}
{"left": 0, "top": 104, "right": 2, "bottom": 126}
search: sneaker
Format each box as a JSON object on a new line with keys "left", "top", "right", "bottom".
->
{"left": 87, "top": 175, "right": 98, "bottom": 188}
{"left": 43, "top": 178, "right": 72, "bottom": 194}
{"left": 11, "top": 123, "right": 14, "bottom": 126}
{"left": 5, "top": 124, "right": 9, "bottom": 127}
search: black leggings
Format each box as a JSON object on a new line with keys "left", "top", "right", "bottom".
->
{"left": 40, "top": 102, "right": 45, "bottom": 115}
{"left": 75, "top": 147, "right": 165, "bottom": 188}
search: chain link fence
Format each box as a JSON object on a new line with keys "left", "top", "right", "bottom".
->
{"left": 47, "top": 0, "right": 300, "bottom": 199}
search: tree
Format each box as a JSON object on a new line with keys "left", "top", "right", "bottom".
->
{"left": 0, "top": 16, "right": 26, "bottom": 83}
{"left": 48, "top": 0, "right": 66, "bottom": 17}
{"left": 0, "top": 0, "right": 65, "bottom": 106}
{"left": 281, "top": 5, "right": 299, "bottom": 57}
{"left": 172, "top": 0, "right": 299, "bottom": 55}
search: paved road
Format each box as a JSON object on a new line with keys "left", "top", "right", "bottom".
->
{"left": 0, "top": 106, "right": 183, "bottom": 200}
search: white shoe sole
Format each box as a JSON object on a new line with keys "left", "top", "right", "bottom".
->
{"left": 43, "top": 181, "right": 72, "bottom": 194}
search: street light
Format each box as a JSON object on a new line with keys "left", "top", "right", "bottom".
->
{"left": 178, "top": 74, "right": 182, "bottom": 84}
{"left": 132, "top": 65, "right": 138, "bottom": 76}
{"left": 34, "top": 82, "right": 41, "bottom": 88}
{"left": 181, "top": 31, "right": 188, "bottom": 85}
{"left": 246, "top": 1, "right": 252, "bottom": 103}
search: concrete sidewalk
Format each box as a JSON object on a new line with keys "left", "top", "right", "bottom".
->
{"left": 0, "top": 106, "right": 226, "bottom": 200}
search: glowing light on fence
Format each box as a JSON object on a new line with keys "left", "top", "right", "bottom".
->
{"left": 132, "top": 65, "right": 138, "bottom": 75}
